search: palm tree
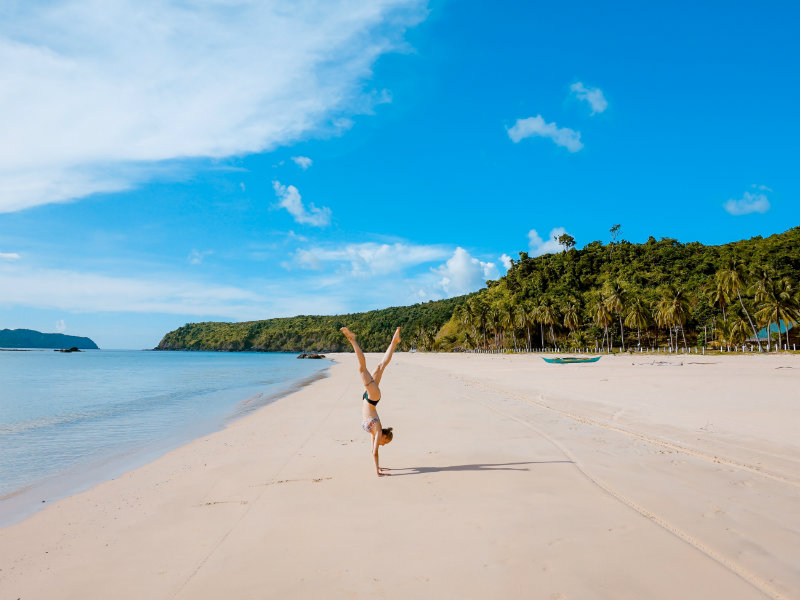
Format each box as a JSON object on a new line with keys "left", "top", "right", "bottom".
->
{"left": 707, "top": 271, "right": 730, "bottom": 322}
{"left": 624, "top": 295, "right": 650, "bottom": 348}
{"left": 755, "top": 276, "right": 799, "bottom": 350}
{"left": 729, "top": 313, "right": 751, "bottom": 348}
{"left": 470, "top": 298, "right": 489, "bottom": 350}
{"left": 718, "top": 259, "right": 761, "bottom": 350}
{"left": 715, "top": 313, "right": 749, "bottom": 349}
{"left": 488, "top": 307, "right": 503, "bottom": 349}
{"left": 502, "top": 301, "right": 518, "bottom": 350}
{"left": 592, "top": 297, "right": 613, "bottom": 351}
{"left": 562, "top": 300, "right": 580, "bottom": 345}
{"left": 537, "top": 298, "right": 559, "bottom": 347}
{"left": 517, "top": 301, "right": 536, "bottom": 351}
{"left": 656, "top": 286, "right": 690, "bottom": 350}
{"left": 604, "top": 280, "right": 628, "bottom": 351}
{"left": 459, "top": 302, "right": 475, "bottom": 338}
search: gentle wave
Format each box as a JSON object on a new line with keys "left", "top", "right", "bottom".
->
{"left": 0, "top": 350, "right": 329, "bottom": 526}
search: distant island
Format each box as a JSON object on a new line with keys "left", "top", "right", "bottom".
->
{"left": 0, "top": 329, "right": 99, "bottom": 350}
{"left": 156, "top": 227, "right": 799, "bottom": 353}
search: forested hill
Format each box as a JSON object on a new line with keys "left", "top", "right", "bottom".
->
{"left": 437, "top": 226, "right": 800, "bottom": 351}
{"left": 0, "top": 329, "right": 99, "bottom": 349}
{"left": 157, "top": 226, "right": 800, "bottom": 353}
{"left": 156, "top": 296, "right": 470, "bottom": 352}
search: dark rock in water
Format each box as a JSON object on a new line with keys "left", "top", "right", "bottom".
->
{"left": 55, "top": 347, "right": 82, "bottom": 353}
{"left": 297, "top": 351, "right": 325, "bottom": 359}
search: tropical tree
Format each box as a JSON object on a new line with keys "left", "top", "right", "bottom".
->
{"left": 655, "top": 286, "right": 690, "bottom": 350}
{"left": 562, "top": 301, "right": 580, "bottom": 335}
{"left": 470, "top": 298, "right": 489, "bottom": 349}
{"left": 502, "top": 301, "right": 518, "bottom": 350}
{"left": 556, "top": 233, "right": 576, "bottom": 251}
{"left": 707, "top": 271, "right": 730, "bottom": 322}
{"left": 592, "top": 296, "right": 613, "bottom": 351}
{"left": 624, "top": 295, "right": 651, "bottom": 348}
{"left": 537, "top": 298, "right": 559, "bottom": 347}
{"left": 459, "top": 303, "right": 475, "bottom": 338}
{"left": 488, "top": 307, "right": 503, "bottom": 349}
{"left": 717, "top": 260, "right": 761, "bottom": 350}
{"left": 604, "top": 280, "right": 628, "bottom": 351}
{"left": 716, "top": 312, "right": 749, "bottom": 349}
{"left": 755, "top": 276, "right": 799, "bottom": 350}
{"left": 517, "top": 301, "right": 536, "bottom": 351}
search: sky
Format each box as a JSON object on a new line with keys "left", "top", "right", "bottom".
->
{"left": 1, "top": 0, "right": 798, "bottom": 349}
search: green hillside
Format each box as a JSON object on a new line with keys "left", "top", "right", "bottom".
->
{"left": 441, "top": 226, "right": 800, "bottom": 351}
{"left": 157, "top": 226, "right": 800, "bottom": 353}
{"left": 156, "top": 296, "right": 470, "bottom": 352}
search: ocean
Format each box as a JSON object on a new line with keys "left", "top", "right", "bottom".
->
{"left": 0, "top": 349, "right": 329, "bottom": 527}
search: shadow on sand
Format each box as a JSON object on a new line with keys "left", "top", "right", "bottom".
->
{"left": 385, "top": 460, "right": 572, "bottom": 476}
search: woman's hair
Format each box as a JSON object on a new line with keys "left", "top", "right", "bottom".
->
{"left": 381, "top": 427, "right": 393, "bottom": 443}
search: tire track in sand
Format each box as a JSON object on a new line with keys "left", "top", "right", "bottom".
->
{"left": 458, "top": 377, "right": 787, "bottom": 600}
{"left": 452, "top": 373, "right": 799, "bottom": 487}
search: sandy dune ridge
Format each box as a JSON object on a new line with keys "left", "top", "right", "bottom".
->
{"left": 1, "top": 353, "right": 798, "bottom": 599}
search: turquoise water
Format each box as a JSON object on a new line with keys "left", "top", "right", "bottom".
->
{"left": 0, "top": 350, "right": 328, "bottom": 526}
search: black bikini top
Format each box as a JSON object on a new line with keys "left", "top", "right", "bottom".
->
{"left": 363, "top": 391, "right": 379, "bottom": 406}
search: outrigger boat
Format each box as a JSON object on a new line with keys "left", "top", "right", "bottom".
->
{"left": 541, "top": 356, "right": 601, "bottom": 364}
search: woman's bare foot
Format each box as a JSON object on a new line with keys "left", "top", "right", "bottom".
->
{"left": 340, "top": 327, "right": 355, "bottom": 342}
{"left": 392, "top": 327, "right": 401, "bottom": 346}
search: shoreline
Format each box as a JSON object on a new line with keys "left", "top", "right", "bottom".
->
{"left": 1, "top": 353, "right": 797, "bottom": 599}
{"left": 0, "top": 360, "right": 331, "bottom": 529}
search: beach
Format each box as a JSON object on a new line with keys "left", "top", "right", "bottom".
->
{"left": 1, "top": 353, "right": 798, "bottom": 599}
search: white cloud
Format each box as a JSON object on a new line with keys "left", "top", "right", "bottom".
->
{"left": 273, "top": 181, "right": 331, "bottom": 227}
{"left": 291, "top": 156, "right": 313, "bottom": 170}
{"left": 0, "top": 1, "right": 426, "bottom": 213}
{"left": 507, "top": 115, "right": 583, "bottom": 152}
{"left": 724, "top": 190, "right": 771, "bottom": 215}
{"left": 500, "top": 253, "right": 512, "bottom": 270}
{"left": 529, "top": 227, "right": 569, "bottom": 256}
{"left": 0, "top": 252, "right": 21, "bottom": 261}
{"left": 188, "top": 249, "right": 213, "bottom": 265}
{"left": 570, "top": 82, "right": 608, "bottom": 115}
{"left": 289, "top": 242, "right": 502, "bottom": 300}
{"left": 55, "top": 319, "right": 66, "bottom": 332}
{"left": 0, "top": 263, "right": 267, "bottom": 317}
{"left": 435, "top": 247, "right": 499, "bottom": 297}
{"left": 294, "top": 242, "right": 448, "bottom": 275}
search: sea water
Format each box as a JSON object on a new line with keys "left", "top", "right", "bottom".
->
{"left": 0, "top": 349, "right": 329, "bottom": 526}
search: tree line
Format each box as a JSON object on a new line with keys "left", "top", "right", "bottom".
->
{"left": 156, "top": 296, "right": 470, "bottom": 352}
{"left": 156, "top": 226, "right": 800, "bottom": 353}
{"left": 437, "top": 226, "right": 800, "bottom": 352}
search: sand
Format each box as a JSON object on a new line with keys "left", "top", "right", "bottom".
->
{"left": 1, "top": 352, "right": 798, "bottom": 599}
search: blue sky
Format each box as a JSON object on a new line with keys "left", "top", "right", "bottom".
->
{"left": 1, "top": 0, "right": 797, "bottom": 348}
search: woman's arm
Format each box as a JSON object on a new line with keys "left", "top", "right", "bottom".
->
{"left": 372, "top": 432, "right": 386, "bottom": 476}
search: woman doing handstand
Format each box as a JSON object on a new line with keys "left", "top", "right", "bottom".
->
{"left": 340, "top": 326, "right": 401, "bottom": 477}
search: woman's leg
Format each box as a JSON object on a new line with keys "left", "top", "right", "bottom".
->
{"left": 340, "top": 327, "right": 381, "bottom": 397}
{"left": 373, "top": 327, "right": 401, "bottom": 386}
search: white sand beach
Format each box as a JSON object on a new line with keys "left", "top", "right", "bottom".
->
{"left": 1, "top": 353, "right": 798, "bottom": 599}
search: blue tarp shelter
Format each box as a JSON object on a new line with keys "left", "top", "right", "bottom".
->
{"left": 747, "top": 320, "right": 794, "bottom": 341}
